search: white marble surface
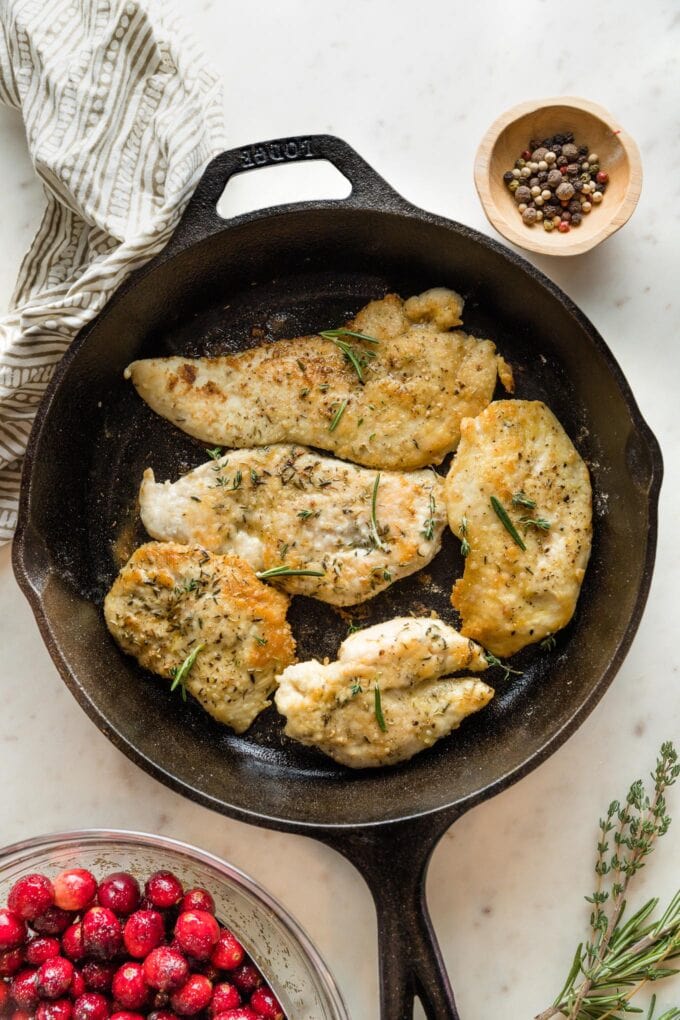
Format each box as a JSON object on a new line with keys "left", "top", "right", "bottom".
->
{"left": 1, "top": 2, "right": 679, "bottom": 1018}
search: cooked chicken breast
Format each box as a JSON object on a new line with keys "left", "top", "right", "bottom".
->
{"left": 125, "top": 288, "right": 513, "bottom": 471}
{"left": 139, "top": 445, "right": 446, "bottom": 607}
{"left": 274, "top": 617, "right": 493, "bottom": 768}
{"left": 104, "top": 542, "right": 296, "bottom": 732}
{"left": 445, "top": 400, "right": 592, "bottom": 657}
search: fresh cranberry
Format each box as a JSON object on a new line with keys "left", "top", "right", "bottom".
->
{"left": 37, "top": 958, "right": 74, "bottom": 999}
{"left": 122, "top": 911, "right": 164, "bottom": 960}
{"left": 26, "top": 937, "right": 60, "bottom": 966}
{"left": 36, "top": 1000, "right": 73, "bottom": 1020}
{"left": 61, "top": 924, "right": 84, "bottom": 962}
{"left": 109, "top": 1012, "right": 145, "bottom": 1020}
{"left": 111, "top": 964, "right": 149, "bottom": 1011}
{"left": 170, "top": 975, "right": 212, "bottom": 1017}
{"left": 33, "top": 908, "right": 73, "bottom": 937}
{"left": 249, "top": 988, "right": 283, "bottom": 1020}
{"left": 9, "top": 969, "right": 39, "bottom": 1011}
{"left": 209, "top": 984, "right": 240, "bottom": 1015}
{"left": 0, "top": 981, "right": 9, "bottom": 1013}
{"left": 212, "top": 1010, "right": 257, "bottom": 1020}
{"left": 81, "top": 909, "right": 121, "bottom": 961}
{"left": 142, "top": 949, "right": 188, "bottom": 993}
{"left": 69, "top": 969, "right": 86, "bottom": 1000}
{"left": 173, "top": 912, "right": 219, "bottom": 961}
{"left": 97, "top": 875, "right": 140, "bottom": 918}
{"left": 0, "top": 948, "right": 24, "bottom": 977}
{"left": 229, "top": 965, "right": 261, "bottom": 997}
{"left": 144, "top": 874, "right": 183, "bottom": 912}
{"left": 8, "top": 877, "right": 55, "bottom": 922}
{"left": 0, "top": 912, "right": 26, "bottom": 951}
{"left": 81, "top": 962, "right": 116, "bottom": 995}
{"left": 53, "top": 872, "right": 97, "bottom": 914}
{"left": 179, "top": 890, "right": 215, "bottom": 916}
{"left": 73, "top": 993, "right": 109, "bottom": 1020}
{"left": 210, "top": 931, "right": 244, "bottom": 971}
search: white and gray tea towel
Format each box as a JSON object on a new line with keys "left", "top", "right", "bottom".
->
{"left": 0, "top": 0, "right": 225, "bottom": 541}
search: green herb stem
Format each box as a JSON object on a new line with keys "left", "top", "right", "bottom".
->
{"left": 374, "top": 684, "right": 388, "bottom": 732}
{"left": 369, "top": 474, "right": 389, "bottom": 552}
{"left": 329, "top": 399, "right": 348, "bottom": 432}
{"left": 490, "top": 495, "right": 526, "bottom": 550}
{"left": 169, "top": 643, "right": 204, "bottom": 701}
{"left": 256, "top": 566, "right": 325, "bottom": 580}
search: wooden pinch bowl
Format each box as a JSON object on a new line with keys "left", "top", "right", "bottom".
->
{"left": 474, "top": 97, "right": 642, "bottom": 256}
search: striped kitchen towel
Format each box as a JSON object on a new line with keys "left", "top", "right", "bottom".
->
{"left": 0, "top": 0, "right": 225, "bottom": 542}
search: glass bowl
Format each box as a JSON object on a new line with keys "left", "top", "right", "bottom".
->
{"left": 0, "top": 829, "right": 348, "bottom": 1020}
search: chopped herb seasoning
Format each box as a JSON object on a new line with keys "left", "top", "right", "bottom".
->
{"left": 490, "top": 496, "right": 526, "bottom": 550}
{"left": 254, "top": 635, "right": 268, "bottom": 646}
{"left": 190, "top": 496, "right": 201, "bottom": 503}
{"left": 374, "top": 684, "right": 388, "bottom": 732}
{"left": 422, "top": 492, "right": 437, "bottom": 541}
{"left": 297, "top": 359, "right": 306, "bottom": 372}
{"left": 329, "top": 399, "right": 348, "bottom": 432}
{"left": 231, "top": 470, "right": 242, "bottom": 490}
{"left": 169, "top": 643, "right": 204, "bottom": 701}
{"left": 460, "top": 515, "right": 471, "bottom": 558}
{"left": 350, "top": 681, "right": 363, "bottom": 696}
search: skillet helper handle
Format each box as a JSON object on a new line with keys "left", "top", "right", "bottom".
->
{"left": 165, "top": 133, "right": 408, "bottom": 253}
{"left": 319, "top": 810, "right": 463, "bottom": 1020}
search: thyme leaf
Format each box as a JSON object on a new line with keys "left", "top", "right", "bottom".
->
{"left": 490, "top": 495, "right": 526, "bottom": 550}
{"left": 369, "top": 473, "right": 389, "bottom": 552}
{"left": 206, "top": 447, "right": 223, "bottom": 461}
{"left": 256, "top": 566, "right": 325, "bottom": 580}
{"left": 374, "top": 684, "right": 388, "bottom": 732}
{"left": 541, "top": 634, "right": 557, "bottom": 651}
{"left": 169, "top": 643, "right": 204, "bottom": 701}
{"left": 350, "top": 681, "right": 363, "bottom": 696}
{"left": 512, "top": 490, "right": 536, "bottom": 508}
{"left": 422, "top": 491, "right": 437, "bottom": 541}
{"left": 329, "top": 399, "right": 348, "bottom": 432}
{"left": 519, "top": 515, "right": 551, "bottom": 531}
{"left": 460, "top": 515, "right": 471, "bottom": 558}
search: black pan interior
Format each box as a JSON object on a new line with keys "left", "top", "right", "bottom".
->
{"left": 17, "top": 205, "right": 660, "bottom": 828}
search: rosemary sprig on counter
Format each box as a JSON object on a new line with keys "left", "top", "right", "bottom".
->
{"left": 490, "top": 495, "right": 526, "bottom": 550}
{"left": 536, "top": 742, "right": 680, "bottom": 1020}
{"left": 169, "top": 644, "right": 204, "bottom": 701}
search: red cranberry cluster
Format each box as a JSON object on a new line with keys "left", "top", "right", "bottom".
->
{"left": 0, "top": 869, "right": 284, "bottom": 1020}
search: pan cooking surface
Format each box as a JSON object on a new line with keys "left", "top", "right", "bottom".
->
{"left": 16, "top": 208, "right": 659, "bottom": 825}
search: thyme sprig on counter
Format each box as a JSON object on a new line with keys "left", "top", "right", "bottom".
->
{"left": 169, "top": 644, "right": 204, "bottom": 701}
{"left": 536, "top": 742, "right": 680, "bottom": 1020}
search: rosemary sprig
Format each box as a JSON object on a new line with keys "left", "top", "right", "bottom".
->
{"left": 520, "top": 515, "right": 551, "bottom": 532}
{"left": 319, "top": 328, "right": 380, "bottom": 384}
{"left": 374, "top": 683, "right": 388, "bottom": 732}
{"left": 169, "top": 644, "right": 204, "bottom": 701}
{"left": 256, "top": 566, "right": 325, "bottom": 580}
{"left": 369, "top": 474, "right": 389, "bottom": 552}
{"left": 512, "top": 490, "right": 536, "bottom": 508}
{"left": 536, "top": 742, "right": 680, "bottom": 1020}
{"left": 422, "top": 491, "right": 437, "bottom": 541}
{"left": 490, "top": 495, "right": 526, "bottom": 550}
{"left": 484, "top": 650, "right": 523, "bottom": 682}
{"left": 460, "top": 515, "right": 471, "bottom": 558}
{"left": 329, "top": 399, "right": 348, "bottom": 432}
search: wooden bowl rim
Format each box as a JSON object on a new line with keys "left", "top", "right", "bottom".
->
{"left": 474, "top": 96, "right": 643, "bottom": 257}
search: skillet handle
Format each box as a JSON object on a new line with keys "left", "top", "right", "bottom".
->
{"left": 164, "top": 133, "right": 409, "bottom": 254}
{"left": 318, "top": 808, "right": 465, "bottom": 1020}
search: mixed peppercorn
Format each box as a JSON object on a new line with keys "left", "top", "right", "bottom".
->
{"left": 503, "top": 132, "right": 609, "bottom": 233}
{"left": 0, "top": 867, "right": 284, "bottom": 1020}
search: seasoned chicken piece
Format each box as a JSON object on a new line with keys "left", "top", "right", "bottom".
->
{"left": 445, "top": 400, "right": 592, "bottom": 657}
{"left": 125, "top": 288, "right": 513, "bottom": 471}
{"left": 274, "top": 617, "right": 493, "bottom": 768}
{"left": 139, "top": 445, "right": 445, "bottom": 607}
{"left": 104, "top": 542, "right": 296, "bottom": 732}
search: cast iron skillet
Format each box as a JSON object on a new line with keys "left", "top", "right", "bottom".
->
{"left": 14, "top": 135, "right": 662, "bottom": 1020}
